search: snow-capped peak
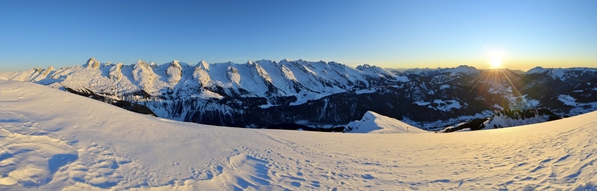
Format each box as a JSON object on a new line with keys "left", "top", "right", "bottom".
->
{"left": 526, "top": 66, "right": 546, "bottom": 74}
{"left": 344, "top": 111, "right": 427, "bottom": 133}
{"left": 135, "top": 59, "right": 146, "bottom": 66}
{"left": 86, "top": 57, "right": 100, "bottom": 69}
{"left": 356, "top": 64, "right": 397, "bottom": 78}
{"left": 445, "top": 65, "right": 479, "bottom": 75}
{"left": 525, "top": 67, "right": 597, "bottom": 81}
{"left": 167, "top": 60, "right": 183, "bottom": 84}
{"left": 197, "top": 60, "right": 210, "bottom": 70}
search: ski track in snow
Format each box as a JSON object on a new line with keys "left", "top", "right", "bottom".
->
{"left": 1, "top": 80, "right": 597, "bottom": 190}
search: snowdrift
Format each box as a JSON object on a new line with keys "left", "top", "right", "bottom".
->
{"left": 344, "top": 111, "right": 427, "bottom": 133}
{"left": 1, "top": 80, "right": 597, "bottom": 190}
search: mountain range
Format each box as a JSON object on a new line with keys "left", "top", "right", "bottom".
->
{"left": 1, "top": 58, "right": 596, "bottom": 131}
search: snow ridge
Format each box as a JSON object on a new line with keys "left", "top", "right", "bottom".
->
{"left": 526, "top": 66, "right": 597, "bottom": 81}
{"left": 344, "top": 111, "right": 427, "bottom": 133}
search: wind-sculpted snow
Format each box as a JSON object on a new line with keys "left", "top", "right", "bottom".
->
{"left": 1, "top": 80, "right": 597, "bottom": 190}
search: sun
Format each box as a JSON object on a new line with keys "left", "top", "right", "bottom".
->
{"left": 486, "top": 49, "right": 505, "bottom": 69}
{"left": 489, "top": 56, "right": 503, "bottom": 69}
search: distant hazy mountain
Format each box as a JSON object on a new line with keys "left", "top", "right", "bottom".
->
{"left": 1, "top": 58, "right": 596, "bottom": 131}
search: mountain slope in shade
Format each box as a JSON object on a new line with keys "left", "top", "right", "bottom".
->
{"left": 1, "top": 80, "right": 597, "bottom": 190}
{"left": 344, "top": 111, "right": 427, "bottom": 133}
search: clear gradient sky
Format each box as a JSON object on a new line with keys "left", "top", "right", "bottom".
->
{"left": 1, "top": 0, "right": 596, "bottom": 71}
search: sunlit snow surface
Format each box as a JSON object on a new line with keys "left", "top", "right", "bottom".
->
{"left": 1, "top": 80, "right": 597, "bottom": 190}
{"left": 345, "top": 111, "right": 427, "bottom": 134}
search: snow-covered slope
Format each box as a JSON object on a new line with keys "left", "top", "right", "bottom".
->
{"left": 1, "top": 80, "right": 597, "bottom": 190}
{"left": 344, "top": 111, "right": 427, "bottom": 133}
{"left": 484, "top": 115, "right": 550, "bottom": 129}
{"left": 527, "top": 66, "right": 597, "bottom": 81}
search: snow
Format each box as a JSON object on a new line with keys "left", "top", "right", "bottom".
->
{"left": 401, "top": 111, "right": 494, "bottom": 130}
{"left": 557, "top": 95, "right": 597, "bottom": 115}
{"left": 413, "top": 99, "right": 466, "bottom": 113}
{"left": 526, "top": 67, "right": 597, "bottom": 81}
{"left": 0, "top": 58, "right": 385, "bottom": 108}
{"left": 445, "top": 65, "right": 480, "bottom": 75}
{"left": 190, "top": 90, "right": 223, "bottom": 100}
{"left": 413, "top": 100, "right": 431, "bottom": 106}
{"left": 433, "top": 99, "right": 462, "bottom": 111}
{"left": 108, "top": 63, "right": 123, "bottom": 81}
{"left": 356, "top": 64, "right": 402, "bottom": 80}
{"left": 166, "top": 60, "right": 182, "bottom": 84}
{"left": 483, "top": 115, "right": 551, "bottom": 129}
{"left": 355, "top": 88, "right": 376, "bottom": 95}
{"left": 526, "top": 66, "right": 547, "bottom": 74}
{"left": 559, "top": 94, "right": 577, "bottom": 106}
{"left": 132, "top": 59, "right": 162, "bottom": 94}
{"left": 525, "top": 99, "right": 540, "bottom": 108}
{"left": 2, "top": 80, "right": 597, "bottom": 190}
{"left": 395, "top": 75, "right": 409, "bottom": 82}
{"left": 344, "top": 111, "right": 427, "bottom": 133}
{"left": 86, "top": 57, "right": 100, "bottom": 69}
{"left": 280, "top": 64, "right": 297, "bottom": 82}
{"left": 551, "top": 68, "right": 566, "bottom": 80}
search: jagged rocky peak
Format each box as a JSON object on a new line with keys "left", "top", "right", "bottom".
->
{"left": 109, "top": 63, "right": 124, "bottom": 81}
{"left": 356, "top": 64, "right": 396, "bottom": 78}
{"left": 133, "top": 59, "right": 155, "bottom": 71}
{"left": 135, "top": 59, "right": 146, "bottom": 66}
{"left": 41, "top": 66, "right": 55, "bottom": 76}
{"left": 192, "top": 61, "right": 211, "bottom": 87}
{"left": 226, "top": 65, "right": 241, "bottom": 85}
{"left": 168, "top": 60, "right": 183, "bottom": 70}
{"left": 356, "top": 63, "right": 374, "bottom": 69}
{"left": 328, "top": 61, "right": 342, "bottom": 66}
{"left": 256, "top": 59, "right": 276, "bottom": 66}
{"left": 86, "top": 57, "right": 101, "bottom": 69}
{"left": 167, "top": 60, "right": 183, "bottom": 84}
{"left": 356, "top": 64, "right": 390, "bottom": 73}
{"left": 195, "top": 60, "right": 210, "bottom": 71}
{"left": 280, "top": 58, "right": 293, "bottom": 63}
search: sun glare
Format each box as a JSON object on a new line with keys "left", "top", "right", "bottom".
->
{"left": 487, "top": 49, "right": 505, "bottom": 69}
{"left": 489, "top": 57, "right": 503, "bottom": 69}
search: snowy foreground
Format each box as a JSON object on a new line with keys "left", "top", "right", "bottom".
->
{"left": 1, "top": 80, "right": 596, "bottom": 190}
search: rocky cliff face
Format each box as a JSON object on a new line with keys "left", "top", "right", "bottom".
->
{"left": 2, "top": 58, "right": 596, "bottom": 130}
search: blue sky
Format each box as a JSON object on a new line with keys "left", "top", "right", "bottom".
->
{"left": 1, "top": 0, "right": 595, "bottom": 71}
